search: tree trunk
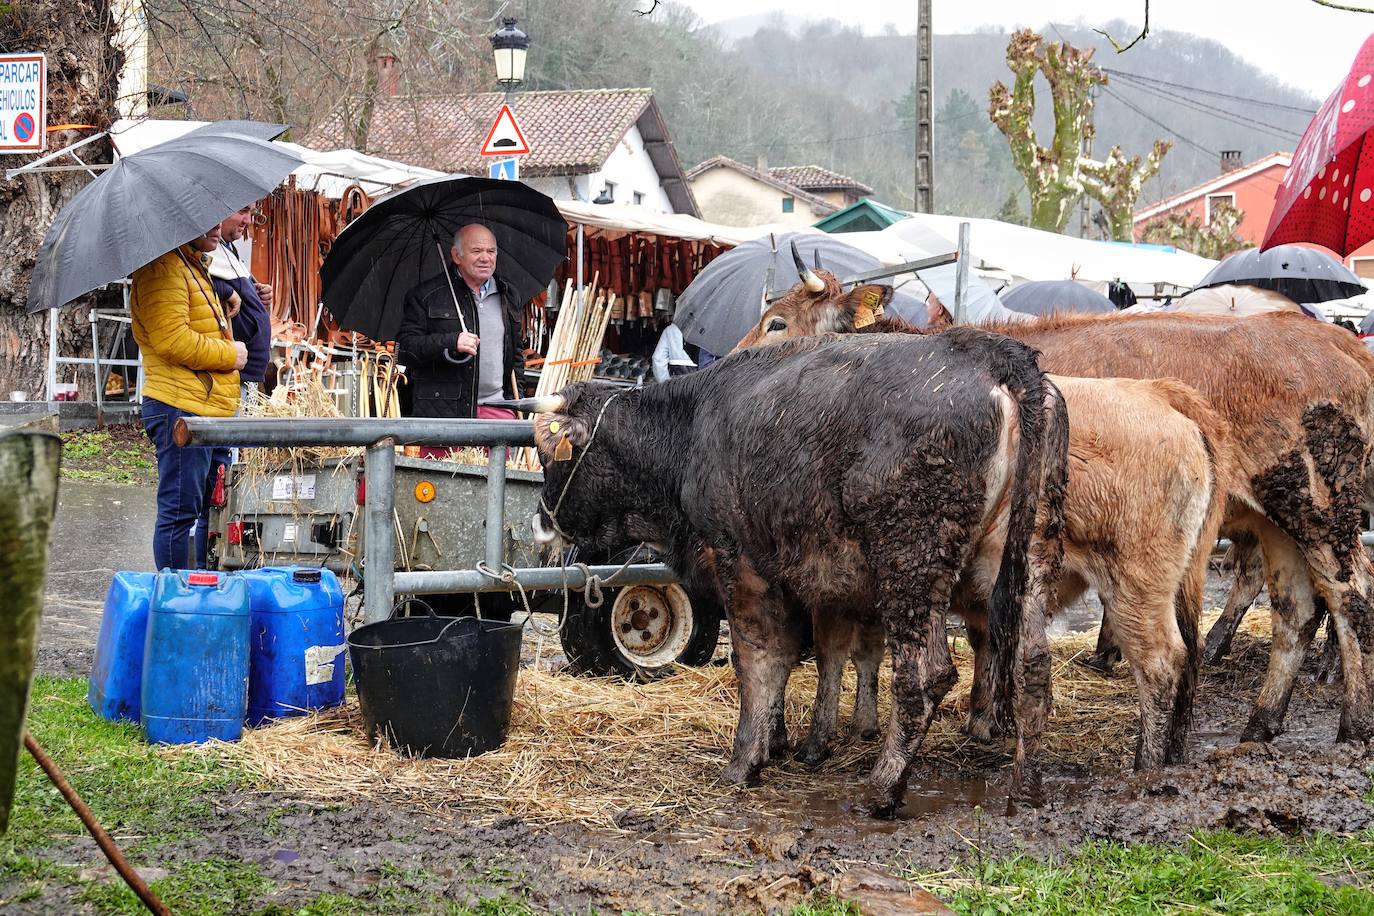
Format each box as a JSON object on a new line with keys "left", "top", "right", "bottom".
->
{"left": 0, "top": 2, "right": 122, "bottom": 397}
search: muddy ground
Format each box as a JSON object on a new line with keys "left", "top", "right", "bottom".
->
{"left": 23, "top": 569, "right": 1374, "bottom": 914}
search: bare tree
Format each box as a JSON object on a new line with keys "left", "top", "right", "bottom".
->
{"left": 0, "top": 1, "right": 123, "bottom": 396}
{"left": 1139, "top": 200, "right": 1252, "bottom": 259}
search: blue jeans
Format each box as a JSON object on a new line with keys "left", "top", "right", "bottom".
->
{"left": 142, "top": 398, "right": 213, "bottom": 571}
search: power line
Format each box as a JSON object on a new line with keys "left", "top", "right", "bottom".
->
{"left": 1098, "top": 85, "right": 1220, "bottom": 159}
{"left": 1109, "top": 74, "right": 1305, "bottom": 142}
{"left": 1101, "top": 68, "right": 1318, "bottom": 115}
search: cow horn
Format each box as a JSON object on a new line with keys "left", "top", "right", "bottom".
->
{"left": 487, "top": 395, "right": 566, "bottom": 414}
{"left": 813, "top": 249, "right": 822, "bottom": 271}
{"left": 791, "top": 240, "right": 826, "bottom": 293}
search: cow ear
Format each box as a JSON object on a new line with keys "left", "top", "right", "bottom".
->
{"left": 843, "top": 284, "right": 892, "bottom": 329}
{"left": 534, "top": 414, "right": 591, "bottom": 462}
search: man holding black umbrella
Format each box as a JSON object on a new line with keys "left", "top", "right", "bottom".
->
{"left": 397, "top": 223, "right": 526, "bottom": 456}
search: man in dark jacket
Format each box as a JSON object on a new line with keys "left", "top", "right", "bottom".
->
{"left": 397, "top": 224, "right": 526, "bottom": 455}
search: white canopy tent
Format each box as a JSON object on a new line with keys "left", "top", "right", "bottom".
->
{"left": 109, "top": 118, "right": 443, "bottom": 197}
{"left": 880, "top": 212, "right": 1217, "bottom": 293}
{"left": 555, "top": 199, "right": 810, "bottom": 247}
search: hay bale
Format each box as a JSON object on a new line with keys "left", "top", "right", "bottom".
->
{"left": 183, "top": 609, "right": 1275, "bottom": 830}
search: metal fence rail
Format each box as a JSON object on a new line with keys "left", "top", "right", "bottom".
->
{"left": 175, "top": 416, "right": 677, "bottom": 623}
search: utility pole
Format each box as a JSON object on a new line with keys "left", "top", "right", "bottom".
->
{"left": 1079, "top": 83, "right": 1094, "bottom": 237}
{"left": 915, "top": 0, "right": 933, "bottom": 213}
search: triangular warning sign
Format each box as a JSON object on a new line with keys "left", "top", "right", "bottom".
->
{"left": 480, "top": 103, "right": 530, "bottom": 157}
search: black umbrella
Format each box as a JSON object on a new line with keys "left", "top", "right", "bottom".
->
{"left": 319, "top": 176, "right": 567, "bottom": 342}
{"left": 1195, "top": 244, "right": 1366, "bottom": 303}
{"left": 1000, "top": 280, "right": 1116, "bottom": 316}
{"left": 675, "top": 232, "right": 925, "bottom": 356}
{"left": 26, "top": 131, "right": 302, "bottom": 312}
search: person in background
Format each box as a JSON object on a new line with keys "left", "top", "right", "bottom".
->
{"left": 195, "top": 203, "right": 276, "bottom": 568}
{"left": 131, "top": 226, "right": 246, "bottom": 570}
{"left": 651, "top": 323, "right": 698, "bottom": 382}
{"left": 396, "top": 223, "right": 526, "bottom": 458}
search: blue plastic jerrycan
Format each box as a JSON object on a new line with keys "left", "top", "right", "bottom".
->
{"left": 239, "top": 567, "right": 346, "bottom": 726}
{"left": 88, "top": 571, "right": 159, "bottom": 723}
{"left": 140, "top": 569, "right": 251, "bottom": 744}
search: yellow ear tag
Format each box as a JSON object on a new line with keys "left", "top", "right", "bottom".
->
{"left": 852, "top": 288, "right": 885, "bottom": 329}
{"left": 549, "top": 421, "right": 561, "bottom": 433}
{"left": 553, "top": 433, "right": 573, "bottom": 462}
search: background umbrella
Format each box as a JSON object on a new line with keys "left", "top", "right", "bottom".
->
{"left": 1000, "top": 280, "right": 1116, "bottom": 316}
{"left": 27, "top": 131, "right": 302, "bottom": 312}
{"left": 1263, "top": 33, "right": 1374, "bottom": 255}
{"left": 916, "top": 262, "right": 1024, "bottom": 325}
{"left": 1169, "top": 284, "right": 1303, "bottom": 318}
{"left": 675, "top": 232, "right": 924, "bottom": 356}
{"left": 319, "top": 176, "right": 567, "bottom": 343}
{"left": 1193, "top": 244, "right": 1366, "bottom": 304}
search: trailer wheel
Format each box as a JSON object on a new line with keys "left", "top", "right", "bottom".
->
{"left": 561, "top": 583, "right": 722, "bottom": 680}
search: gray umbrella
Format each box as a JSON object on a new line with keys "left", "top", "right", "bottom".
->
{"left": 675, "top": 232, "right": 924, "bottom": 356}
{"left": 26, "top": 130, "right": 302, "bottom": 312}
{"left": 1195, "top": 244, "right": 1366, "bottom": 303}
{"left": 1000, "top": 280, "right": 1116, "bottom": 316}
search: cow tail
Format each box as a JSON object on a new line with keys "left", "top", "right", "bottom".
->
{"left": 987, "top": 371, "right": 1067, "bottom": 733}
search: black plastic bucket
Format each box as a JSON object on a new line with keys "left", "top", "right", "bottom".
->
{"left": 348, "top": 607, "right": 523, "bottom": 758}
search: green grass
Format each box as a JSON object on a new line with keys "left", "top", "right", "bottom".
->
{"left": 912, "top": 830, "right": 1374, "bottom": 915}
{"left": 60, "top": 428, "right": 156, "bottom": 484}
{"left": 6, "top": 677, "right": 236, "bottom": 851}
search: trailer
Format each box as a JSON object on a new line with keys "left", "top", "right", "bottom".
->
{"left": 203, "top": 423, "right": 721, "bottom": 680}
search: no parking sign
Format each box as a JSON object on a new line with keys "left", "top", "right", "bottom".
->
{"left": 0, "top": 53, "right": 45, "bottom": 154}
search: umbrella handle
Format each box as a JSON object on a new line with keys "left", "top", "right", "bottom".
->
{"left": 442, "top": 348, "right": 473, "bottom": 366}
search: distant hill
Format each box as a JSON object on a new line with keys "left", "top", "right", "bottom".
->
{"left": 709, "top": 18, "right": 1319, "bottom": 222}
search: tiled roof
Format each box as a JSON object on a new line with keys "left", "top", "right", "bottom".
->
{"left": 306, "top": 88, "right": 700, "bottom": 216}
{"left": 315, "top": 89, "right": 651, "bottom": 175}
{"left": 769, "top": 165, "right": 873, "bottom": 195}
{"left": 1133, "top": 152, "right": 1292, "bottom": 223}
{"left": 685, "top": 155, "right": 838, "bottom": 215}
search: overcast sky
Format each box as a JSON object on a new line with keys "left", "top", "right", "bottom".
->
{"left": 675, "top": 0, "right": 1373, "bottom": 99}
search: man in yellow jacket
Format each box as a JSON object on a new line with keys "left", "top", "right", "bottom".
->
{"left": 131, "top": 226, "right": 247, "bottom": 570}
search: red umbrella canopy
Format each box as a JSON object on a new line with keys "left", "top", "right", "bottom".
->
{"left": 1263, "top": 33, "right": 1374, "bottom": 255}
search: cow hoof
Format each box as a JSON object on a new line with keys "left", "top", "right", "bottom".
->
{"left": 1201, "top": 641, "right": 1231, "bottom": 667}
{"left": 846, "top": 723, "right": 880, "bottom": 742}
{"left": 1075, "top": 651, "right": 1119, "bottom": 675}
{"left": 721, "top": 760, "right": 761, "bottom": 786}
{"left": 961, "top": 716, "right": 999, "bottom": 744}
{"left": 853, "top": 793, "right": 900, "bottom": 820}
{"left": 1336, "top": 709, "right": 1374, "bottom": 744}
{"left": 794, "top": 739, "right": 832, "bottom": 767}
{"left": 1238, "top": 715, "right": 1279, "bottom": 745}
{"left": 1315, "top": 653, "right": 1343, "bottom": 686}
{"left": 768, "top": 735, "right": 791, "bottom": 760}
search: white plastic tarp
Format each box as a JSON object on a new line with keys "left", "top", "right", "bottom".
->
{"left": 882, "top": 212, "right": 1217, "bottom": 289}
{"left": 556, "top": 199, "right": 816, "bottom": 247}
{"left": 110, "top": 118, "right": 442, "bottom": 197}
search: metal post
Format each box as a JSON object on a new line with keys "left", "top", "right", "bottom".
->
{"left": 954, "top": 222, "right": 970, "bottom": 324}
{"left": 362, "top": 439, "right": 397, "bottom": 624}
{"left": 914, "top": 0, "right": 934, "bottom": 213}
{"left": 46, "top": 309, "right": 58, "bottom": 402}
{"left": 484, "top": 445, "right": 508, "bottom": 570}
{"left": 575, "top": 221, "right": 584, "bottom": 309}
{"left": 90, "top": 308, "right": 103, "bottom": 416}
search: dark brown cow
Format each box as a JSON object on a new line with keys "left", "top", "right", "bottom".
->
{"left": 741, "top": 269, "right": 1374, "bottom": 747}
{"left": 511, "top": 330, "right": 1069, "bottom": 815}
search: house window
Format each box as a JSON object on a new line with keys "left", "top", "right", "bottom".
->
{"left": 781, "top": 196, "right": 795, "bottom": 213}
{"left": 604, "top": 181, "right": 615, "bottom": 202}
{"left": 1205, "top": 192, "right": 1236, "bottom": 225}
{"left": 633, "top": 191, "right": 644, "bottom": 206}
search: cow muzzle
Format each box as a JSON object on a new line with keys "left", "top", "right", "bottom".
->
{"left": 532, "top": 511, "right": 561, "bottom": 546}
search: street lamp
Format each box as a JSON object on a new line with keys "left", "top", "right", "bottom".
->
{"left": 490, "top": 17, "right": 529, "bottom": 99}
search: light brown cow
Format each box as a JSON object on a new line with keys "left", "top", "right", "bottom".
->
{"left": 740, "top": 268, "right": 1374, "bottom": 748}
{"left": 736, "top": 271, "right": 1230, "bottom": 770}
